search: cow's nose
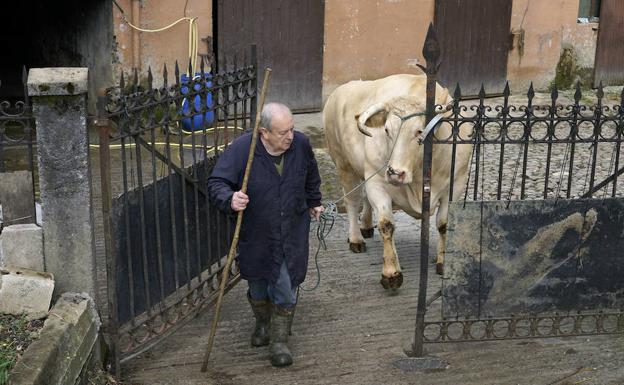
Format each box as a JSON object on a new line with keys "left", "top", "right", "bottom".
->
{"left": 387, "top": 166, "right": 406, "bottom": 181}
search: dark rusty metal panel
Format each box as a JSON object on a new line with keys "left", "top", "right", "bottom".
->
{"left": 594, "top": 0, "right": 624, "bottom": 86}
{"left": 434, "top": 0, "right": 512, "bottom": 96}
{"left": 443, "top": 199, "right": 624, "bottom": 318}
{"left": 217, "top": 0, "right": 324, "bottom": 111}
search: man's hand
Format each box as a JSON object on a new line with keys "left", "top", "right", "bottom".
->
{"left": 231, "top": 191, "right": 249, "bottom": 212}
{"left": 309, "top": 205, "right": 324, "bottom": 221}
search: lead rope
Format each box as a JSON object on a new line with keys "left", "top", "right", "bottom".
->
{"left": 297, "top": 110, "right": 429, "bottom": 293}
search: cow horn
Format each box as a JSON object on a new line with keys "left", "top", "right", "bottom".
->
{"left": 357, "top": 102, "right": 388, "bottom": 137}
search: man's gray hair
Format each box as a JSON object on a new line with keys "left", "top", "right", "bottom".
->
{"left": 259, "top": 102, "right": 292, "bottom": 132}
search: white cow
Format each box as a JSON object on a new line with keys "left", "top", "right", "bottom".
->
{"left": 323, "top": 74, "right": 473, "bottom": 289}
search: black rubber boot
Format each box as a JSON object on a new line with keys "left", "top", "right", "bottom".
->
{"left": 248, "top": 292, "right": 271, "bottom": 347}
{"left": 269, "top": 305, "right": 294, "bottom": 367}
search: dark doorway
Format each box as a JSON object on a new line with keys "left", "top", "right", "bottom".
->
{"left": 0, "top": 0, "right": 113, "bottom": 111}
{"left": 593, "top": 0, "right": 624, "bottom": 86}
{"left": 215, "top": 0, "right": 324, "bottom": 112}
{"left": 434, "top": 0, "right": 513, "bottom": 96}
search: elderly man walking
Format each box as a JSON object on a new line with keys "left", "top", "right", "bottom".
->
{"left": 207, "top": 102, "right": 323, "bottom": 367}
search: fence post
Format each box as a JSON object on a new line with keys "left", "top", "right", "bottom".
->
{"left": 411, "top": 23, "right": 441, "bottom": 357}
{"left": 27, "top": 68, "right": 97, "bottom": 299}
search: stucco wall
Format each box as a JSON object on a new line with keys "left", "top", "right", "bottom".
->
{"left": 112, "top": 0, "right": 212, "bottom": 85}
{"left": 322, "top": 0, "right": 435, "bottom": 103}
{"left": 110, "top": 1, "right": 599, "bottom": 101}
{"left": 507, "top": 0, "right": 598, "bottom": 92}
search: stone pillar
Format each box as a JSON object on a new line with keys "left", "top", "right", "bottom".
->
{"left": 27, "top": 68, "right": 97, "bottom": 299}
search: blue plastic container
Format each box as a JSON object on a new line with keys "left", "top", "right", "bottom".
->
{"left": 180, "top": 73, "right": 214, "bottom": 131}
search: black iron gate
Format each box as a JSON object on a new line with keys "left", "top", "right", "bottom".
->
{"left": 99, "top": 48, "right": 257, "bottom": 371}
{"left": 411, "top": 26, "right": 624, "bottom": 356}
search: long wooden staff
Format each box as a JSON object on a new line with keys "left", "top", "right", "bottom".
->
{"left": 201, "top": 68, "right": 272, "bottom": 372}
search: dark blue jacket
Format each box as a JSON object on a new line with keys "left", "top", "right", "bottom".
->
{"left": 207, "top": 131, "right": 322, "bottom": 286}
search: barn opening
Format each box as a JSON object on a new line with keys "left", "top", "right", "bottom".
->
{"left": 0, "top": 0, "right": 113, "bottom": 112}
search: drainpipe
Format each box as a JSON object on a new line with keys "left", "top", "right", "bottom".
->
{"left": 132, "top": 0, "right": 141, "bottom": 71}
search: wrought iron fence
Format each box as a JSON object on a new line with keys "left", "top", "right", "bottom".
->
{"left": 412, "top": 25, "right": 624, "bottom": 355}
{"left": 435, "top": 81, "right": 624, "bottom": 203}
{"left": 0, "top": 67, "right": 38, "bottom": 225}
{"left": 99, "top": 47, "right": 257, "bottom": 368}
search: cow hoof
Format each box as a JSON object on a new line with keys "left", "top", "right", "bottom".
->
{"left": 436, "top": 263, "right": 444, "bottom": 275}
{"left": 380, "top": 272, "right": 403, "bottom": 289}
{"left": 360, "top": 227, "right": 375, "bottom": 239}
{"left": 348, "top": 241, "right": 366, "bottom": 253}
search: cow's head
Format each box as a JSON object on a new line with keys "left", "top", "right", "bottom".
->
{"left": 355, "top": 96, "right": 430, "bottom": 185}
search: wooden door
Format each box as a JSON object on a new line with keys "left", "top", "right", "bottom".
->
{"left": 216, "top": 0, "right": 325, "bottom": 112}
{"left": 434, "top": 0, "right": 512, "bottom": 96}
{"left": 594, "top": 0, "right": 624, "bottom": 86}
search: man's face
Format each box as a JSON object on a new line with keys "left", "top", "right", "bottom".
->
{"left": 261, "top": 113, "right": 295, "bottom": 153}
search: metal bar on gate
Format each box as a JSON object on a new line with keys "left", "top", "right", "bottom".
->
{"left": 448, "top": 85, "right": 461, "bottom": 202}
{"left": 411, "top": 23, "right": 439, "bottom": 358}
{"left": 588, "top": 83, "right": 604, "bottom": 196}
{"left": 250, "top": 45, "right": 258, "bottom": 128}
{"left": 97, "top": 92, "right": 120, "bottom": 375}
{"left": 120, "top": 135, "right": 137, "bottom": 323}
{"left": 520, "top": 84, "right": 534, "bottom": 200}
{"left": 473, "top": 86, "right": 485, "bottom": 201}
{"left": 134, "top": 131, "right": 153, "bottom": 316}
{"left": 544, "top": 88, "right": 557, "bottom": 199}
{"left": 178, "top": 63, "right": 193, "bottom": 290}
{"left": 568, "top": 84, "right": 581, "bottom": 199}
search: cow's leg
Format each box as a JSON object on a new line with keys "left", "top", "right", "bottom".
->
{"left": 360, "top": 194, "right": 374, "bottom": 239}
{"left": 367, "top": 186, "right": 402, "bottom": 289}
{"left": 435, "top": 194, "right": 450, "bottom": 276}
{"left": 340, "top": 171, "right": 366, "bottom": 253}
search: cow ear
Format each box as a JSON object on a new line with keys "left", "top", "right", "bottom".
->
{"left": 364, "top": 109, "right": 389, "bottom": 128}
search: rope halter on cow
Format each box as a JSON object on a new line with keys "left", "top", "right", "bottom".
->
{"left": 356, "top": 101, "right": 453, "bottom": 144}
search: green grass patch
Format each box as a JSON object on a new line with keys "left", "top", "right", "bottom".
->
{"left": 0, "top": 314, "right": 44, "bottom": 385}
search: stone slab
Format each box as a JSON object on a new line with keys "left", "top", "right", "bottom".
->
{"left": 0, "top": 224, "right": 44, "bottom": 271}
{"left": 443, "top": 198, "right": 624, "bottom": 318}
{"left": 0, "top": 171, "right": 36, "bottom": 226}
{"left": 0, "top": 267, "right": 54, "bottom": 320}
{"left": 27, "top": 67, "right": 88, "bottom": 96}
{"left": 10, "top": 293, "right": 101, "bottom": 385}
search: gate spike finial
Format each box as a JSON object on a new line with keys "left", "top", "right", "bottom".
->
{"left": 478, "top": 83, "right": 486, "bottom": 102}
{"left": 620, "top": 86, "right": 624, "bottom": 107}
{"left": 503, "top": 81, "right": 510, "bottom": 98}
{"left": 147, "top": 67, "right": 153, "bottom": 91}
{"left": 574, "top": 81, "right": 582, "bottom": 103}
{"left": 422, "top": 23, "right": 441, "bottom": 71}
{"left": 527, "top": 82, "right": 535, "bottom": 101}
{"left": 119, "top": 72, "right": 125, "bottom": 93}
{"left": 163, "top": 64, "right": 168, "bottom": 87}
{"left": 174, "top": 61, "right": 180, "bottom": 86}
{"left": 597, "top": 80, "right": 604, "bottom": 101}
{"left": 200, "top": 57, "right": 206, "bottom": 79}
{"left": 550, "top": 84, "right": 558, "bottom": 104}
{"left": 453, "top": 83, "right": 462, "bottom": 101}
{"left": 133, "top": 68, "right": 139, "bottom": 93}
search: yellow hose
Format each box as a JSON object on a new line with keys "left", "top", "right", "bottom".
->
{"left": 117, "top": 5, "right": 199, "bottom": 75}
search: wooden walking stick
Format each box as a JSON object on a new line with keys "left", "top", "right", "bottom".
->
{"left": 201, "top": 68, "right": 272, "bottom": 372}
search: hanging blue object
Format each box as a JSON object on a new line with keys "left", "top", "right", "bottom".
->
{"left": 180, "top": 73, "right": 214, "bottom": 131}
